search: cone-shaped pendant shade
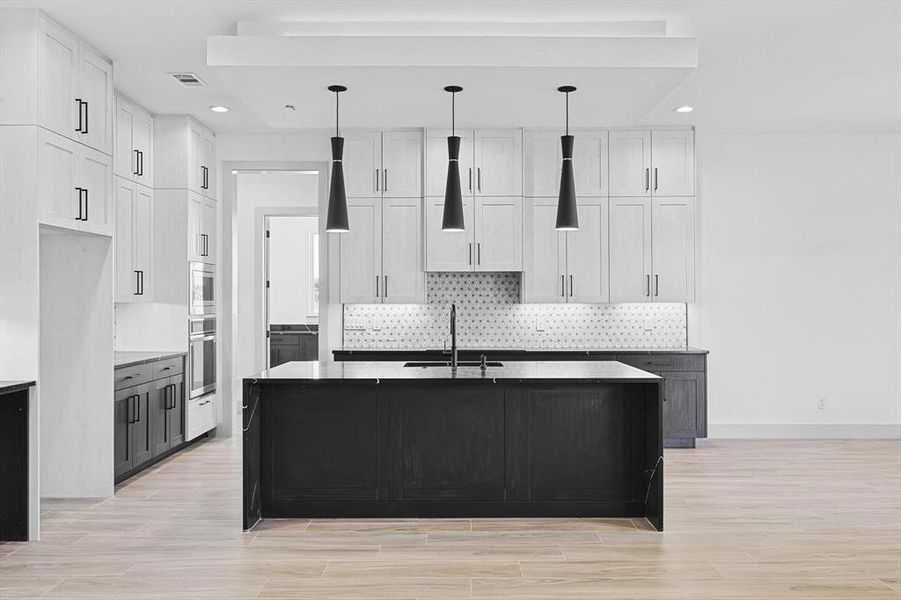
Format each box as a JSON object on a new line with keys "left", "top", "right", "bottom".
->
{"left": 326, "top": 136, "right": 349, "bottom": 232}
{"left": 442, "top": 135, "right": 465, "bottom": 231}
{"left": 556, "top": 134, "right": 578, "bottom": 231}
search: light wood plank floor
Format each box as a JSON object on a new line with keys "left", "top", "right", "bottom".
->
{"left": 1, "top": 438, "right": 899, "bottom": 599}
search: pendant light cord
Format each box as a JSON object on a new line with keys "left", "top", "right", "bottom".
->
{"left": 335, "top": 90, "right": 339, "bottom": 137}
{"left": 565, "top": 91, "right": 569, "bottom": 136}
{"left": 451, "top": 91, "right": 455, "bottom": 136}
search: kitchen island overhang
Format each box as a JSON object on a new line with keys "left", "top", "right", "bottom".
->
{"left": 243, "top": 361, "right": 664, "bottom": 531}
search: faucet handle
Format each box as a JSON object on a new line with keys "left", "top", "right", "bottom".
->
{"left": 480, "top": 354, "right": 488, "bottom": 370}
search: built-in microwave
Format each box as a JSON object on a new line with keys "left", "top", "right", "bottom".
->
{"left": 189, "top": 262, "right": 215, "bottom": 315}
{"left": 188, "top": 316, "right": 216, "bottom": 399}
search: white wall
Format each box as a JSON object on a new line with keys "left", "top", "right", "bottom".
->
{"left": 114, "top": 303, "right": 188, "bottom": 351}
{"left": 235, "top": 171, "right": 319, "bottom": 380}
{"left": 692, "top": 133, "right": 901, "bottom": 436}
{"left": 268, "top": 216, "right": 319, "bottom": 325}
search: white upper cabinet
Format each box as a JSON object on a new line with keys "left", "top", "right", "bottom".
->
{"left": 425, "top": 129, "right": 475, "bottom": 197}
{"left": 186, "top": 192, "right": 216, "bottom": 264}
{"left": 474, "top": 196, "right": 522, "bottom": 271}
{"left": 522, "top": 197, "right": 607, "bottom": 303}
{"left": 343, "top": 131, "right": 381, "bottom": 197}
{"left": 609, "top": 130, "right": 652, "bottom": 197}
{"left": 381, "top": 197, "right": 424, "bottom": 302}
{"left": 381, "top": 131, "right": 423, "bottom": 198}
{"left": 575, "top": 131, "right": 609, "bottom": 197}
{"left": 115, "top": 179, "right": 153, "bottom": 302}
{"left": 474, "top": 130, "right": 522, "bottom": 196}
{"left": 155, "top": 116, "right": 216, "bottom": 200}
{"left": 37, "top": 128, "right": 111, "bottom": 236}
{"left": 609, "top": 197, "right": 653, "bottom": 302}
{"left": 200, "top": 134, "right": 215, "bottom": 198}
{"left": 425, "top": 197, "right": 475, "bottom": 272}
{"left": 524, "top": 130, "right": 608, "bottom": 197}
{"left": 0, "top": 12, "right": 112, "bottom": 154}
{"left": 522, "top": 198, "right": 566, "bottom": 303}
{"left": 652, "top": 130, "right": 695, "bottom": 196}
{"left": 340, "top": 198, "right": 383, "bottom": 303}
{"left": 651, "top": 197, "right": 695, "bottom": 301}
{"left": 115, "top": 95, "right": 153, "bottom": 187}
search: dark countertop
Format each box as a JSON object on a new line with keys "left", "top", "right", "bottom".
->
{"left": 0, "top": 380, "right": 36, "bottom": 396}
{"left": 247, "top": 360, "right": 661, "bottom": 382}
{"left": 335, "top": 347, "right": 708, "bottom": 356}
{"left": 114, "top": 351, "right": 186, "bottom": 369}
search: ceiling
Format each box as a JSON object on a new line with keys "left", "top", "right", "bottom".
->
{"left": 1, "top": 0, "right": 898, "bottom": 134}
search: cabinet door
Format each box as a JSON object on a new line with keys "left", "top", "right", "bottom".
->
{"left": 425, "top": 196, "right": 475, "bottom": 272}
{"left": 169, "top": 374, "right": 186, "bottom": 448}
{"left": 114, "top": 178, "right": 137, "bottom": 302}
{"left": 79, "top": 146, "right": 112, "bottom": 235}
{"left": 339, "top": 198, "right": 382, "bottom": 303}
{"left": 523, "top": 198, "right": 566, "bottom": 302}
{"left": 382, "top": 197, "right": 424, "bottom": 303}
{"left": 652, "top": 197, "right": 695, "bottom": 302}
{"left": 574, "top": 130, "right": 609, "bottom": 197}
{"left": 187, "top": 192, "right": 204, "bottom": 262}
{"left": 343, "top": 131, "right": 381, "bottom": 197}
{"left": 113, "top": 390, "right": 134, "bottom": 479}
{"left": 114, "top": 101, "right": 136, "bottom": 180}
{"left": 187, "top": 123, "right": 204, "bottom": 194}
{"left": 652, "top": 130, "right": 694, "bottom": 196}
{"left": 78, "top": 45, "right": 113, "bottom": 155}
{"left": 662, "top": 372, "right": 704, "bottom": 441}
{"left": 38, "top": 17, "right": 78, "bottom": 139}
{"left": 523, "top": 131, "right": 560, "bottom": 197}
{"left": 201, "top": 134, "right": 215, "bottom": 197}
{"left": 201, "top": 197, "right": 216, "bottom": 263}
{"left": 150, "top": 378, "right": 170, "bottom": 457}
{"left": 474, "top": 130, "right": 522, "bottom": 196}
{"left": 381, "top": 130, "right": 422, "bottom": 197}
{"left": 37, "top": 129, "right": 80, "bottom": 229}
{"left": 609, "top": 130, "right": 651, "bottom": 197}
{"left": 566, "top": 197, "right": 609, "bottom": 303}
{"left": 133, "top": 384, "right": 153, "bottom": 467}
{"left": 134, "top": 186, "right": 153, "bottom": 298}
{"left": 609, "top": 197, "right": 652, "bottom": 302}
{"left": 475, "top": 196, "right": 522, "bottom": 271}
{"left": 133, "top": 111, "right": 153, "bottom": 187}
{"left": 425, "top": 129, "right": 474, "bottom": 197}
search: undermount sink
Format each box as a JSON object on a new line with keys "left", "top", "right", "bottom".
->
{"left": 403, "top": 361, "right": 504, "bottom": 368}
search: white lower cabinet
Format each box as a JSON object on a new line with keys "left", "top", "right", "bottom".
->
{"left": 339, "top": 197, "right": 424, "bottom": 304}
{"left": 425, "top": 196, "right": 522, "bottom": 272}
{"left": 523, "top": 197, "right": 608, "bottom": 303}
{"left": 609, "top": 196, "right": 695, "bottom": 302}
{"left": 186, "top": 393, "right": 215, "bottom": 442}
{"left": 114, "top": 178, "right": 153, "bottom": 302}
{"left": 37, "top": 128, "right": 112, "bottom": 235}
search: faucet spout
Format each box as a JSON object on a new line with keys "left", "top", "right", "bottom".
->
{"left": 450, "top": 303, "right": 458, "bottom": 371}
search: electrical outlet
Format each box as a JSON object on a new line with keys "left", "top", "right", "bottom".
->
{"left": 534, "top": 319, "right": 545, "bottom": 332}
{"left": 344, "top": 318, "right": 366, "bottom": 331}
{"left": 817, "top": 397, "right": 827, "bottom": 410}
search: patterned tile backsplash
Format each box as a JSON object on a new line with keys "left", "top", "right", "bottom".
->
{"left": 343, "top": 273, "right": 687, "bottom": 350}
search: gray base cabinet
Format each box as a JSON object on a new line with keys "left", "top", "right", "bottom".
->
{"left": 114, "top": 384, "right": 152, "bottom": 479}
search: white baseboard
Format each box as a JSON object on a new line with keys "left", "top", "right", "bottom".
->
{"left": 708, "top": 424, "right": 901, "bottom": 439}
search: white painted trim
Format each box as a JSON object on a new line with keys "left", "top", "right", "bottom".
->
{"left": 708, "top": 424, "right": 901, "bottom": 440}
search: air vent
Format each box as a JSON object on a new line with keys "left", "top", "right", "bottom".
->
{"left": 169, "top": 72, "right": 205, "bottom": 87}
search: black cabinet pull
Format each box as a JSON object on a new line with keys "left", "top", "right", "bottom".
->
{"left": 83, "top": 188, "right": 88, "bottom": 221}
{"left": 654, "top": 274, "right": 659, "bottom": 297}
{"left": 83, "top": 101, "right": 88, "bottom": 134}
{"left": 75, "top": 99, "right": 83, "bottom": 132}
{"left": 569, "top": 275, "right": 573, "bottom": 297}
{"left": 134, "top": 150, "right": 140, "bottom": 175}
{"left": 561, "top": 275, "right": 565, "bottom": 297}
{"left": 139, "top": 151, "right": 144, "bottom": 176}
{"left": 134, "top": 270, "right": 140, "bottom": 295}
{"left": 645, "top": 274, "right": 651, "bottom": 297}
{"left": 383, "top": 275, "right": 388, "bottom": 298}
{"left": 75, "top": 187, "right": 84, "bottom": 220}
{"left": 654, "top": 168, "right": 658, "bottom": 191}
{"left": 134, "top": 395, "right": 140, "bottom": 422}
{"left": 644, "top": 168, "right": 650, "bottom": 192}
{"left": 127, "top": 395, "right": 134, "bottom": 424}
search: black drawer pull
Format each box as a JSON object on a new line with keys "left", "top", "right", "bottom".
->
{"left": 648, "top": 361, "right": 674, "bottom": 366}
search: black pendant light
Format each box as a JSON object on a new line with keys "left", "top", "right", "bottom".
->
{"left": 442, "top": 85, "right": 465, "bottom": 232}
{"left": 326, "top": 84, "right": 349, "bottom": 233}
{"left": 556, "top": 85, "right": 579, "bottom": 231}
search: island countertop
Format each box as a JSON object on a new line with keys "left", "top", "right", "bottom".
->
{"left": 246, "top": 360, "right": 661, "bottom": 382}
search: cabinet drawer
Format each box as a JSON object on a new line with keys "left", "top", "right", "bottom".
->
{"left": 114, "top": 364, "right": 151, "bottom": 390}
{"left": 616, "top": 354, "right": 704, "bottom": 372}
{"left": 152, "top": 356, "right": 184, "bottom": 380}
{"left": 186, "top": 393, "right": 215, "bottom": 441}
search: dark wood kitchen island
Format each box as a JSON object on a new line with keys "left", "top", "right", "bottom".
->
{"left": 243, "top": 361, "right": 664, "bottom": 531}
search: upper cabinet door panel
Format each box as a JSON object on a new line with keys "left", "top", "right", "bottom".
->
{"left": 567, "top": 197, "right": 609, "bottom": 303}
{"left": 425, "top": 196, "right": 474, "bottom": 272}
{"left": 340, "top": 198, "right": 382, "bottom": 303}
{"left": 523, "top": 197, "right": 565, "bottom": 303}
{"left": 114, "top": 101, "right": 135, "bottom": 180}
{"left": 38, "top": 18, "right": 78, "bottom": 138}
{"left": 475, "top": 196, "right": 522, "bottom": 272}
{"left": 114, "top": 179, "right": 136, "bottom": 302}
{"left": 425, "top": 129, "right": 474, "bottom": 197}
{"left": 186, "top": 124, "right": 204, "bottom": 194}
{"left": 79, "top": 146, "right": 112, "bottom": 235}
{"left": 381, "top": 130, "right": 422, "bottom": 198}
{"left": 652, "top": 196, "right": 695, "bottom": 302}
{"left": 573, "top": 130, "right": 609, "bottom": 197}
{"left": 382, "top": 197, "right": 424, "bottom": 303}
{"left": 609, "top": 130, "right": 651, "bottom": 197}
{"left": 132, "top": 111, "right": 153, "bottom": 187}
{"left": 200, "top": 134, "right": 215, "bottom": 197}
{"left": 134, "top": 186, "right": 154, "bottom": 299}
{"left": 474, "top": 130, "right": 522, "bottom": 196}
{"left": 37, "top": 129, "right": 80, "bottom": 229}
{"left": 343, "top": 131, "right": 382, "bottom": 197}
{"left": 608, "top": 197, "right": 652, "bottom": 302}
{"left": 652, "top": 130, "right": 694, "bottom": 196}
{"left": 78, "top": 45, "right": 113, "bottom": 155}
{"left": 523, "top": 131, "right": 560, "bottom": 197}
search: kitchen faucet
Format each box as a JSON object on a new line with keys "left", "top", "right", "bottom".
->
{"left": 450, "top": 303, "right": 458, "bottom": 371}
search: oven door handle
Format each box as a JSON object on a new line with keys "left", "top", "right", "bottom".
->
{"left": 190, "top": 335, "right": 217, "bottom": 341}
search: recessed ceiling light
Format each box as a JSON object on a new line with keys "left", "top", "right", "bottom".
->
{"left": 209, "top": 105, "right": 230, "bottom": 113}
{"left": 675, "top": 105, "right": 694, "bottom": 113}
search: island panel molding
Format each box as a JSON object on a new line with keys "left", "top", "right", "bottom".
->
{"left": 344, "top": 272, "right": 687, "bottom": 349}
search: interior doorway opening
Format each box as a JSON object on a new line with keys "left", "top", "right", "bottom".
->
{"left": 264, "top": 215, "right": 320, "bottom": 367}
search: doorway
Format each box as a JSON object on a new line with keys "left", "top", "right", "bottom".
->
{"left": 264, "top": 215, "right": 320, "bottom": 367}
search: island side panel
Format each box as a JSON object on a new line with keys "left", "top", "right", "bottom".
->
{"left": 242, "top": 379, "right": 262, "bottom": 531}
{"left": 644, "top": 380, "right": 665, "bottom": 531}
